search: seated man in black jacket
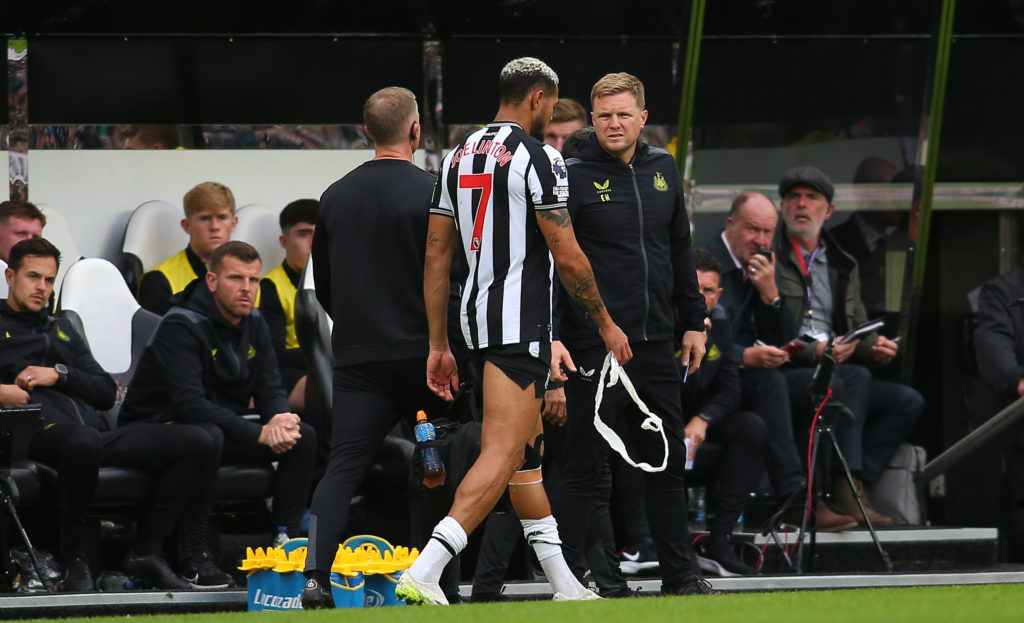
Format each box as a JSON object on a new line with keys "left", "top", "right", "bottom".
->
{"left": 121, "top": 241, "right": 316, "bottom": 545}
{"left": 685, "top": 250, "right": 766, "bottom": 575}
{"left": 1, "top": 238, "right": 223, "bottom": 591}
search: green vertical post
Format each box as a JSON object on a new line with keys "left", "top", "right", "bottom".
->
{"left": 675, "top": 0, "right": 707, "bottom": 180}
{"left": 900, "top": 0, "right": 956, "bottom": 382}
{"left": 910, "top": 0, "right": 957, "bottom": 292}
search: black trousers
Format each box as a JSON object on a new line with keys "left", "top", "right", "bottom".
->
{"left": 28, "top": 420, "right": 220, "bottom": 558}
{"left": 190, "top": 419, "right": 317, "bottom": 537}
{"left": 702, "top": 410, "right": 766, "bottom": 536}
{"left": 553, "top": 341, "right": 695, "bottom": 589}
{"left": 304, "top": 357, "right": 446, "bottom": 574}
{"left": 28, "top": 421, "right": 101, "bottom": 558}
{"left": 616, "top": 409, "right": 767, "bottom": 540}
{"left": 740, "top": 367, "right": 805, "bottom": 497}
{"left": 102, "top": 422, "right": 221, "bottom": 556}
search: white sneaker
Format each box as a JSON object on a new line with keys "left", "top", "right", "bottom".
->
{"left": 395, "top": 571, "right": 449, "bottom": 606}
{"left": 552, "top": 587, "right": 602, "bottom": 601}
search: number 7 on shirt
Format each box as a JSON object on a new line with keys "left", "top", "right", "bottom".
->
{"left": 460, "top": 173, "right": 492, "bottom": 252}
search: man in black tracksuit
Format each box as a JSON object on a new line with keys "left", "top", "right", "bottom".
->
{"left": 121, "top": 241, "right": 316, "bottom": 554}
{"left": 551, "top": 73, "right": 712, "bottom": 595}
{"left": 1, "top": 238, "right": 217, "bottom": 591}
{"left": 299, "top": 87, "right": 449, "bottom": 608}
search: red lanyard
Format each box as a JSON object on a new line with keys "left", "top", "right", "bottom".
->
{"left": 791, "top": 236, "right": 822, "bottom": 277}
{"left": 791, "top": 236, "right": 823, "bottom": 319}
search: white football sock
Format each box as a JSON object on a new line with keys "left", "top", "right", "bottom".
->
{"left": 409, "top": 516, "right": 468, "bottom": 584}
{"left": 521, "top": 515, "right": 586, "bottom": 596}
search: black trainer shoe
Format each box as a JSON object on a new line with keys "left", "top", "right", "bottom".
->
{"left": 663, "top": 576, "right": 719, "bottom": 596}
{"left": 63, "top": 556, "right": 95, "bottom": 592}
{"left": 301, "top": 576, "right": 335, "bottom": 609}
{"left": 180, "top": 551, "right": 235, "bottom": 589}
{"left": 696, "top": 535, "right": 755, "bottom": 576}
{"left": 123, "top": 551, "right": 191, "bottom": 591}
{"left": 601, "top": 585, "right": 644, "bottom": 598}
{"left": 619, "top": 539, "right": 660, "bottom": 575}
{"left": 470, "top": 591, "right": 506, "bottom": 603}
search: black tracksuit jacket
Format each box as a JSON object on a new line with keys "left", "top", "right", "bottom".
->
{"left": 557, "top": 133, "right": 706, "bottom": 350}
{"left": 119, "top": 280, "right": 290, "bottom": 443}
{"left": 0, "top": 300, "right": 116, "bottom": 430}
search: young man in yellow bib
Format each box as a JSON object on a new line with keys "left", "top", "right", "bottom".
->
{"left": 258, "top": 199, "right": 318, "bottom": 412}
{"left": 139, "top": 181, "right": 237, "bottom": 315}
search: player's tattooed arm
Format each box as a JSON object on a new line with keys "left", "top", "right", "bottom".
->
{"left": 537, "top": 208, "right": 572, "bottom": 228}
{"left": 568, "top": 273, "right": 606, "bottom": 316}
{"left": 535, "top": 205, "right": 631, "bottom": 363}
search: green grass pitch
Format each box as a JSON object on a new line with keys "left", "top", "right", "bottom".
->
{"left": 19, "top": 584, "right": 1024, "bottom": 623}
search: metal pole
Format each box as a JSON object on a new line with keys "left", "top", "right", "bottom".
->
{"left": 910, "top": 0, "right": 957, "bottom": 293}
{"left": 901, "top": 0, "right": 956, "bottom": 379}
{"left": 923, "top": 395, "right": 1024, "bottom": 483}
{"left": 674, "top": 0, "right": 706, "bottom": 181}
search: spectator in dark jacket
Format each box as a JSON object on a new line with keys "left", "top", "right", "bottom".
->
{"left": 772, "top": 165, "right": 923, "bottom": 528}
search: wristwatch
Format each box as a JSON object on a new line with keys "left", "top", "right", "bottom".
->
{"left": 769, "top": 296, "right": 782, "bottom": 310}
{"left": 55, "top": 363, "right": 69, "bottom": 385}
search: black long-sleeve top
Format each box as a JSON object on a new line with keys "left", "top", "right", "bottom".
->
{"left": 119, "top": 279, "right": 290, "bottom": 443}
{"left": 311, "top": 158, "right": 435, "bottom": 366}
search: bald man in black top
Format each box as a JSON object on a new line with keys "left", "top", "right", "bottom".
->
{"left": 300, "top": 87, "right": 449, "bottom": 608}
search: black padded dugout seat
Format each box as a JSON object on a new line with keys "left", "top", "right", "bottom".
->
{"left": 54, "top": 258, "right": 272, "bottom": 506}
{"left": 118, "top": 200, "right": 189, "bottom": 293}
{"left": 295, "top": 257, "right": 333, "bottom": 448}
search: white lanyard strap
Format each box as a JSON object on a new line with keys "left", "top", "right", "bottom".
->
{"left": 593, "top": 351, "right": 668, "bottom": 473}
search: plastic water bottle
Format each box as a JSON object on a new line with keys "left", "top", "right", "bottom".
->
{"left": 688, "top": 487, "right": 707, "bottom": 532}
{"left": 414, "top": 410, "right": 446, "bottom": 488}
{"left": 271, "top": 526, "right": 289, "bottom": 548}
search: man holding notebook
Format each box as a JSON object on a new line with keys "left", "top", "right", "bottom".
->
{"left": 771, "top": 165, "right": 923, "bottom": 527}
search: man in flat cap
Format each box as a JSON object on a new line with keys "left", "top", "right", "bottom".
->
{"left": 768, "top": 165, "right": 923, "bottom": 528}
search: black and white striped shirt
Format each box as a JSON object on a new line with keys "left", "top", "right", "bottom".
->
{"left": 431, "top": 122, "right": 569, "bottom": 353}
